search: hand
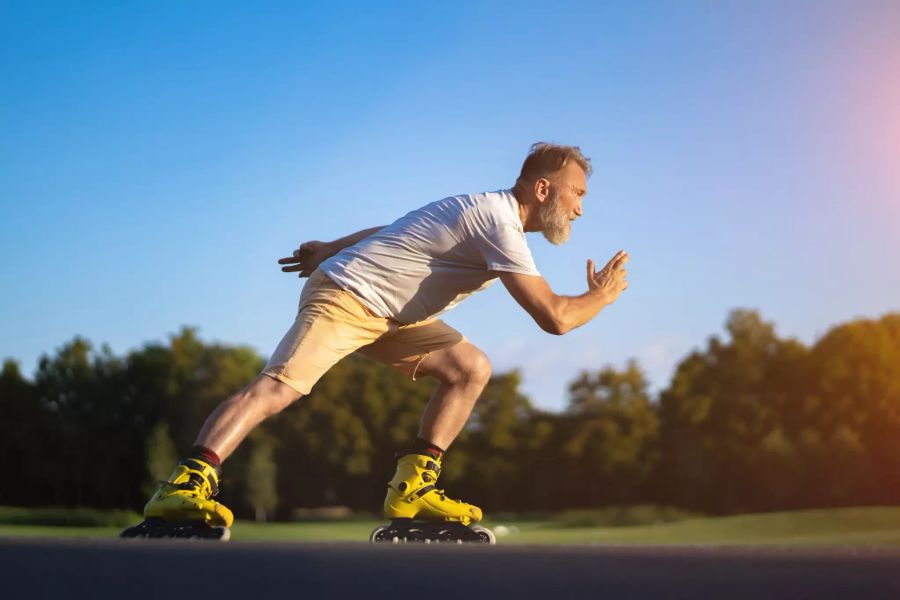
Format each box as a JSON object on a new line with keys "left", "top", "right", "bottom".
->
{"left": 278, "top": 240, "right": 333, "bottom": 277}
{"left": 586, "top": 250, "right": 629, "bottom": 305}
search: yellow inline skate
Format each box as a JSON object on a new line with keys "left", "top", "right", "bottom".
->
{"left": 371, "top": 453, "right": 495, "bottom": 544}
{"left": 120, "top": 458, "right": 233, "bottom": 540}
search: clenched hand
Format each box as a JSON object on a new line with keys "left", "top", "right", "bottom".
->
{"left": 586, "top": 250, "right": 629, "bottom": 306}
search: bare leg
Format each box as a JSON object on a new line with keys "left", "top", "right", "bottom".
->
{"left": 194, "top": 374, "right": 302, "bottom": 461}
{"left": 413, "top": 343, "right": 492, "bottom": 450}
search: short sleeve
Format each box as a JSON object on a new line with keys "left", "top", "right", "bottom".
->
{"left": 476, "top": 224, "right": 541, "bottom": 276}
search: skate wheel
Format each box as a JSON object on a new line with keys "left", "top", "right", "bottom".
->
{"left": 119, "top": 519, "right": 230, "bottom": 541}
{"left": 368, "top": 526, "right": 388, "bottom": 543}
{"left": 471, "top": 525, "right": 496, "bottom": 545}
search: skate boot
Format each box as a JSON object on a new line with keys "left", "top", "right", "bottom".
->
{"left": 370, "top": 453, "right": 495, "bottom": 544}
{"left": 120, "top": 458, "right": 233, "bottom": 540}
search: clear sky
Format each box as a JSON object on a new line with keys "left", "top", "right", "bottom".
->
{"left": 2, "top": 1, "right": 898, "bottom": 410}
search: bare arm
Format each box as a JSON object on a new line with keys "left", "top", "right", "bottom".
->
{"left": 278, "top": 226, "right": 385, "bottom": 277}
{"left": 498, "top": 250, "right": 629, "bottom": 335}
{"left": 328, "top": 226, "right": 385, "bottom": 251}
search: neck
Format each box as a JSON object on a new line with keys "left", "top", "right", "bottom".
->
{"left": 511, "top": 184, "right": 539, "bottom": 232}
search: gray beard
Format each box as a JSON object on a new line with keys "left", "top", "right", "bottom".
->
{"left": 540, "top": 188, "right": 571, "bottom": 245}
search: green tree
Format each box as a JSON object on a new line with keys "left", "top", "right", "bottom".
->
{"left": 560, "top": 360, "right": 659, "bottom": 506}
{"left": 30, "top": 338, "right": 138, "bottom": 507}
{"left": 657, "top": 309, "right": 808, "bottom": 513}
{"left": 0, "top": 359, "right": 41, "bottom": 505}
{"left": 244, "top": 436, "right": 278, "bottom": 521}
{"left": 804, "top": 313, "right": 900, "bottom": 505}
{"left": 143, "top": 422, "right": 177, "bottom": 497}
{"left": 0, "top": 329, "right": 270, "bottom": 512}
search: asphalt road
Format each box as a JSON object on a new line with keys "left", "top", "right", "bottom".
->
{"left": 4, "top": 537, "right": 900, "bottom": 599}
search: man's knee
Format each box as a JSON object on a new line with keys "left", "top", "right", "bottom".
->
{"left": 439, "top": 344, "right": 492, "bottom": 387}
{"left": 467, "top": 350, "right": 492, "bottom": 386}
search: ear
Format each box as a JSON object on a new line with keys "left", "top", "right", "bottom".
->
{"left": 533, "top": 177, "right": 552, "bottom": 203}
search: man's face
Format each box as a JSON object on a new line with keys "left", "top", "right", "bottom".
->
{"left": 539, "top": 161, "right": 587, "bottom": 245}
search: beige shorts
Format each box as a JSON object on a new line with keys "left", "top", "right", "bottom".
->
{"left": 262, "top": 269, "right": 465, "bottom": 395}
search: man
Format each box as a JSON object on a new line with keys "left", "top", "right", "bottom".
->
{"left": 140, "top": 142, "right": 629, "bottom": 533}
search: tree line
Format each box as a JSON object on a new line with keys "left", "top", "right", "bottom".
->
{"left": 2, "top": 309, "right": 898, "bottom": 518}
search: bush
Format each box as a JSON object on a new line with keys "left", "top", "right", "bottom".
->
{"left": 549, "top": 505, "right": 704, "bottom": 528}
{"left": 0, "top": 506, "right": 140, "bottom": 527}
{"left": 289, "top": 506, "right": 354, "bottom": 521}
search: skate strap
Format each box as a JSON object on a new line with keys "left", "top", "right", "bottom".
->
{"left": 406, "top": 484, "right": 436, "bottom": 502}
{"left": 179, "top": 459, "right": 220, "bottom": 496}
{"left": 181, "top": 458, "right": 219, "bottom": 481}
{"left": 158, "top": 479, "right": 208, "bottom": 495}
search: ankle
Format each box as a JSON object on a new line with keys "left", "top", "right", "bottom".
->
{"left": 404, "top": 437, "right": 445, "bottom": 461}
{"left": 186, "top": 445, "right": 222, "bottom": 471}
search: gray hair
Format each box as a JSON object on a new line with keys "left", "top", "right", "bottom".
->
{"left": 515, "top": 142, "right": 592, "bottom": 187}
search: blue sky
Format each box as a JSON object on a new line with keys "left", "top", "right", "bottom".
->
{"left": 2, "top": 1, "right": 898, "bottom": 410}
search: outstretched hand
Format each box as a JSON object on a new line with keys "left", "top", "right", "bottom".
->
{"left": 586, "top": 250, "right": 629, "bottom": 305}
{"left": 278, "top": 240, "right": 333, "bottom": 277}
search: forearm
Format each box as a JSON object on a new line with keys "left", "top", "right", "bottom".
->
{"left": 551, "top": 289, "right": 610, "bottom": 334}
{"left": 328, "top": 226, "right": 385, "bottom": 254}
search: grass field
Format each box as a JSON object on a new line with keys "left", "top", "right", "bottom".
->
{"left": 4, "top": 506, "right": 900, "bottom": 546}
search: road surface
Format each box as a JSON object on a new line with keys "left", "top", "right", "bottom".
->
{"left": 3, "top": 537, "right": 899, "bottom": 599}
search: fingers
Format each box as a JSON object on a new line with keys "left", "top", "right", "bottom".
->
{"left": 279, "top": 253, "right": 311, "bottom": 272}
{"left": 277, "top": 244, "right": 314, "bottom": 265}
{"left": 598, "top": 250, "right": 629, "bottom": 274}
{"left": 282, "top": 263, "right": 314, "bottom": 277}
{"left": 586, "top": 258, "right": 595, "bottom": 277}
{"left": 281, "top": 241, "right": 320, "bottom": 276}
{"left": 293, "top": 243, "right": 314, "bottom": 259}
{"left": 591, "top": 250, "right": 631, "bottom": 296}
{"left": 279, "top": 242, "right": 316, "bottom": 267}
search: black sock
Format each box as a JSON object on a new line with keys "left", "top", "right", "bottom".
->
{"left": 408, "top": 437, "right": 445, "bottom": 460}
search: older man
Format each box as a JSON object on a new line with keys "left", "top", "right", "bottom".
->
{"left": 134, "top": 142, "right": 629, "bottom": 540}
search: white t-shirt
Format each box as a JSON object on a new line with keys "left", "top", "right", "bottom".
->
{"left": 320, "top": 189, "right": 540, "bottom": 324}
